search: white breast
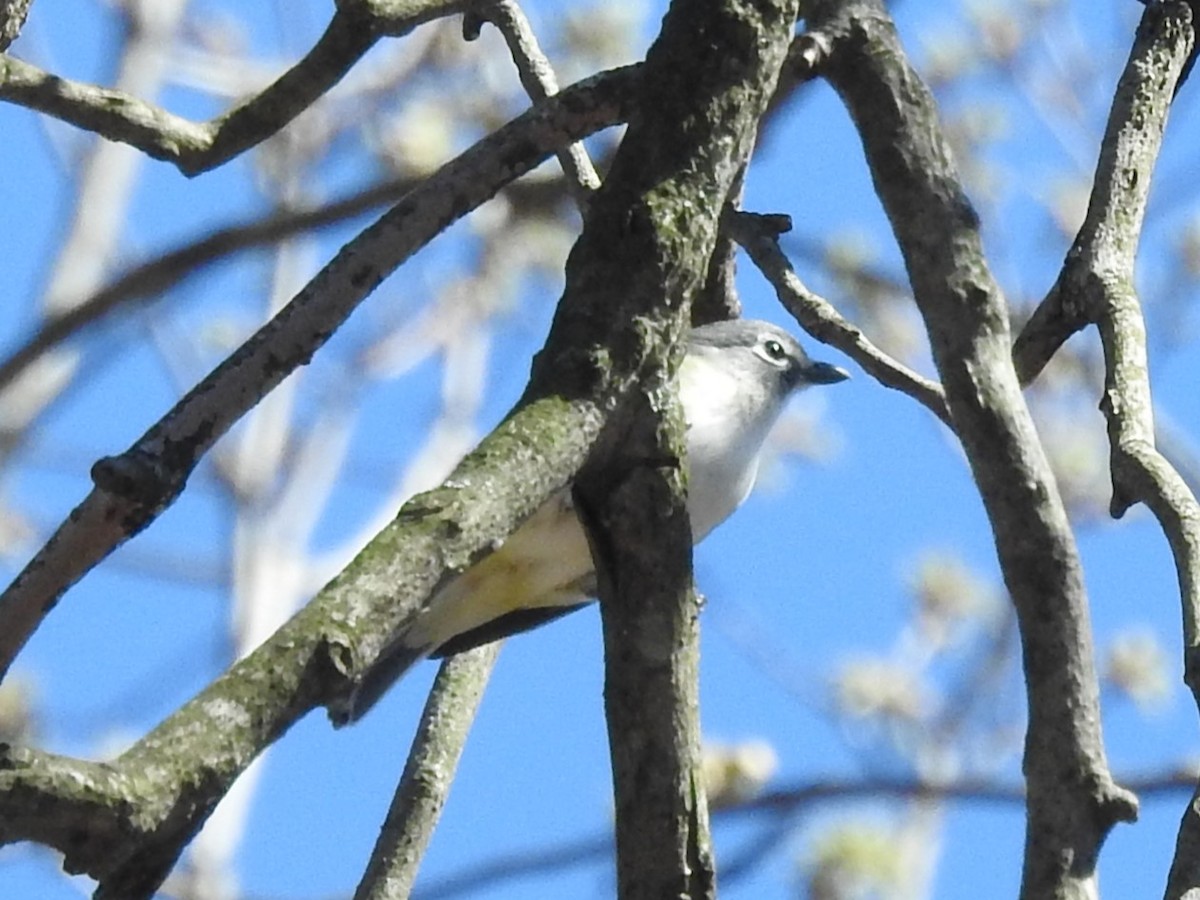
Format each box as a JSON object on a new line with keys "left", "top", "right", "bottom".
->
{"left": 678, "top": 355, "right": 780, "bottom": 542}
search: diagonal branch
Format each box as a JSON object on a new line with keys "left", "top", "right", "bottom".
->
{"left": 474, "top": 0, "right": 601, "bottom": 204}
{"left": 730, "top": 210, "right": 952, "bottom": 428}
{"left": 0, "top": 66, "right": 638, "bottom": 682}
{"left": 1011, "top": 7, "right": 1195, "bottom": 388}
{"left": 0, "top": 173, "right": 579, "bottom": 400}
{"left": 1007, "top": 16, "right": 1200, "bottom": 891}
{"left": 0, "top": 260, "right": 643, "bottom": 895}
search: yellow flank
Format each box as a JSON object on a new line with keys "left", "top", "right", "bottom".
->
{"left": 402, "top": 491, "right": 594, "bottom": 652}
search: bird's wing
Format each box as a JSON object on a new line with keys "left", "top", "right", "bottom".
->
{"left": 430, "top": 595, "right": 595, "bottom": 657}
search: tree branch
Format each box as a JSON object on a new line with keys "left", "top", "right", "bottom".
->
{"left": 549, "top": 0, "right": 802, "bottom": 896}
{"left": 417, "top": 770, "right": 1199, "bottom": 899}
{"left": 730, "top": 210, "right": 952, "bottom": 428}
{"left": 352, "top": 9, "right": 604, "bottom": 890}
{"left": 0, "top": 66, "right": 638, "bottom": 683}
{"left": 805, "top": 1, "right": 1138, "bottom": 896}
{"left": 0, "top": 1, "right": 474, "bottom": 176}
{"left": 1012, "top": 5, "right": 1194, "bottom": 388}
{"left": 0, "top": 0, "right": 31, "bottom": 52}
{"left": 355, "top": 645, "right": 501, "bottom": 900}
{"left": 0, "top": 172, "right": 583, "bottom": 402}
{"left": 0, "top": 296, "right": 622, "bottom": 896}
{"left": 474, "top": 0, "right": 600, "bottom": 204}
{"left": 1001, "top": 3, "right": 1200, "bottom": 896}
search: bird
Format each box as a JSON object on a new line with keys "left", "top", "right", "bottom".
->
{"left": 333, "top": 318, "right": 848, "bottom": 724}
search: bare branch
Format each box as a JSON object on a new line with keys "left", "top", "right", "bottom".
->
{"left": 476, "top": 0, "right": 601, "bottom": 204}
{"left": 0, "top": 316, "right": 615, "bottom": 896}
{"left": 805, "top": 1, "right": 1138, "bottom": 895}
{"left": 1000, "top": 3, "right": 1200, "bottom": 895}
{"left": 0, "top": 1, "right": 471, "bottom": 176}
{"left": 346, "top": 10, "right": 605, "bottom": 882}
{"left": 0, "top": 0, "right": 30, "bottom": 52}
{"left": 730, "top": 210, "right": 952, "bottom": 428}
{"left": 418, "top": 770, "right": 1199, "bottom": 900}
{"left": 1001, "top": 10, "right": 1200, "bottom": 892}
{"left": 355, "top": 645, "right": 501, "bottom": 900}
{"left": 0, "top": 66, "right": 638, "bottom": 681}
{"left": 0, "top": 172, "right": 585, "bottom": 399}
{"left": 1012, "top": 5, "right": 1195, "bottom": 387}
{"left": 0, "top": 182, "right": 418, "bottom": 396}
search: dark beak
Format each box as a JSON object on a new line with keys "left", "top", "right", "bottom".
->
{"left": 804, "top": 360, "right": 851, "bottom": 385}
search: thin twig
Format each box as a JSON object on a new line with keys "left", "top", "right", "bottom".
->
{"left": 0, "top": 174, "right": 580, "bottom": 397}
{"left": 417, "top": 770, "right": 1198, "bottom": 899}
{"left": 477, "top": 0, "right": 601, "bottom": 205}
{"left": 356, "top": 645, "right": 502, "bottom": 900}
{"left": 0, "top": 1, "right": 472, "bottom": 176}
{"left": 0, "top": 0, "right": 189, "bottom": 468}
{"left": 730, "top": 211, "right": 953, "bottom": 429}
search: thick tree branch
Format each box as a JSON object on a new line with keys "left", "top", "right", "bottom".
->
{"left": 0, "top": 67, "right": 638, "bottom": 683}
{"left": 0, "top": 305, "right": 621, "bottom": 896}
{"left": 540, "top": 0, "right": 802, "bottom": 896}
{"left": 805, "top": 1, "right": 1138, "bottom": 896}
{"left": 990, "top": 5, "right": 1200, "bottom": 892}
{"left": 999, "top": 4, "right": 1200, "bottom": 896}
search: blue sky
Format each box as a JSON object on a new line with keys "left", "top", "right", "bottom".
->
{"left": 2, "top": 1, "right": 1199, "bottom": 898}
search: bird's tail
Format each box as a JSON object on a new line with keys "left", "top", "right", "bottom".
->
{"left": 327, "top": 638, "right": 431, "bottom": 727}
{"left": 327, "top": 490, "right": 592, "bottom": 725}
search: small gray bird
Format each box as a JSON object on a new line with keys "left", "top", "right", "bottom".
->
{"left": 336, "top": 319, "right": 848, "bottom": 723}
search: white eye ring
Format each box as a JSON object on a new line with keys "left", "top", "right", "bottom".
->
{"left": 760, "top": 339, "right": 788, "bottom": 364}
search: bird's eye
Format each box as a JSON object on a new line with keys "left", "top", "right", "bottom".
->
{"left": 762, "top": 339, "right": 788, "bottom": 363}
